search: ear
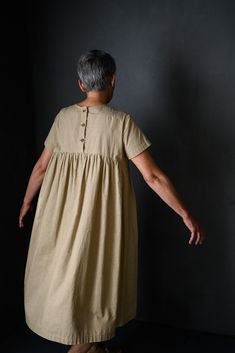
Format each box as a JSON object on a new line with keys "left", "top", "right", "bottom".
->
{"left": 110, "top": 73, "right": 116, "bottom": 87}
{"left": 78, "top": 79, "right": 86, "bottom": 92}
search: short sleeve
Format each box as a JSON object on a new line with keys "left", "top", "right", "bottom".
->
{"left": 123, "top": 114, "right": 152, "bottom": 159}
{"left": 44, "top": 110, "right": 61, "bottom": 152}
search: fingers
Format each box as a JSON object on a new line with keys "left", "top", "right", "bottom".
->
{"left": 19, "top": 214, "right": 24, "bottom": 228}
{"left": 19, "top": 204, "right": 27, "bottom": 228}
{"left": 188, "top": 227, "right": 205, "bottom": 246}
{"left": 183, "top": 215, "right": 205, "bottom": 246}
{"left": 196, "top": 231, "right": 201, "bottom": 245}
{"left": 188, "top": 230, "right": 195, "bottom": 245}
{"left": 199, "top": 228, "right": 206, "bottom": 245}
{"left": 18, "top": 202, "right": 32, "bottom": 229}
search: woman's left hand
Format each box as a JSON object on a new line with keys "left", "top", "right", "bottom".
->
{"left": 182, "top": 214, "right": 205, "bottom": 245}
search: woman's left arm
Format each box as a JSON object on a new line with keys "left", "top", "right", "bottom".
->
{"left": 130, "top": 149, "right": 205, "bottom": 245}
{"left": 19, "top": 147, "right": 52, "bottom": 228}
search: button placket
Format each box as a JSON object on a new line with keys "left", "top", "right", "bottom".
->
{"left": 80, "top": 107, "right": 88, "bottom": 152}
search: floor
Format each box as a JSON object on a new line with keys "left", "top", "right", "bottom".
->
{"left": 1, "top": 319, "right": 235, "bottom": 353}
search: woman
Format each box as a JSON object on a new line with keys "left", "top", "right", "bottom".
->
{"left": 19, "top": 49, "right": 205, "bottom": 353}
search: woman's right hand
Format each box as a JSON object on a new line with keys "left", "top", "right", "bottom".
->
{"left": 19, "top": 201, "right": 34, "bottom": 228}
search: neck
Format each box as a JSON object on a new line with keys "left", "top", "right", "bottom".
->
{"left": 79, "top": 89, "right": 112, "bottom": 106}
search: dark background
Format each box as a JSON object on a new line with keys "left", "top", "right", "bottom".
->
{"left": 2, "top": 0, "right": 235, "bottom": 342}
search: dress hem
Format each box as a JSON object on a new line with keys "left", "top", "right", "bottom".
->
{"left": 25, "top": 313, "right": 136, "bottom": 345}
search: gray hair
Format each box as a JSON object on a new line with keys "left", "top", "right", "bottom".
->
{"left": 77, "top": 49, "right": 116, "bottom": 92}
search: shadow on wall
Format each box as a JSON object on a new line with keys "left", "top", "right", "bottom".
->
{"left": 136, "top": 57, "right": 232, "bottom": 334}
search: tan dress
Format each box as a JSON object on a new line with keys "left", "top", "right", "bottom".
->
{"left": 24, "top": 103, "right": 151, "bottom": 345}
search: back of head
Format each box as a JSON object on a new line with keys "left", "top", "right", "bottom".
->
{"left": 77, "top": 49, "right": 116, "bottom": 92}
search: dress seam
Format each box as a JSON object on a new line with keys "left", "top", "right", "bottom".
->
{"left": 52, "top": 150, "right": 124, "bottom": 163}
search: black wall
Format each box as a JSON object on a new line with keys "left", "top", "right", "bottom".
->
{"left": 2, "top": 0, "right": 235, "bottom": 340}
{"left": 1, "top": 2, "right": 36, "bottom": 339}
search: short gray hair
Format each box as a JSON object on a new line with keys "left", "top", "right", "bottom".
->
{"left": 77, "top": 49, "right": 116, "bottom": 92}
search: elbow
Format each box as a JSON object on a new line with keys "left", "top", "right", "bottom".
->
{"left": 39, "top": 164, "right": 47, "bottom": 176}
{"left": 35, "top": 163, "right": 47, "bottom": 177}
{"left": 143, "top": 172, "right": 160, "bottom": 185}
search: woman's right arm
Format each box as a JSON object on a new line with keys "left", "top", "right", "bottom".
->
{"left": 130, "top": 149, "right": 205, "bottom": 245}
{"left": 19, "top": 147, "right": 53, "bottom": 228}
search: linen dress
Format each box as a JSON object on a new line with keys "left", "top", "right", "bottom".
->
{"left": 24, "top": 103, "right": 152, "bottom": 345}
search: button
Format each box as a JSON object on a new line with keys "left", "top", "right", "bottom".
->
{"left": 83, "top": 109, "right": 86, "bottom": 112}
{"left": 80, "top": 138, "right": 85, "bottom": 142}
{"left": 81, "top": 123, "right": 86, "bottom": 127}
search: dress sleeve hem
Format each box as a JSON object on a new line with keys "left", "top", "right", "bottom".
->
{"left": 127, "top": 141, "right": 152, "bottom": 160}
